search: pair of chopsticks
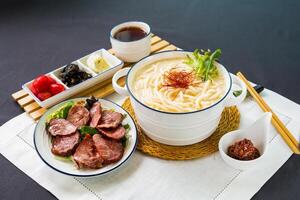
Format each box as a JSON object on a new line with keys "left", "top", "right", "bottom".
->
{"left": 237, "top": 72, "right": 300, "bottom": 154}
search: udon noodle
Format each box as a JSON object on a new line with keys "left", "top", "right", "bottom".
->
{"left": 132, "top": 58, "right": 225, "bottom": 112}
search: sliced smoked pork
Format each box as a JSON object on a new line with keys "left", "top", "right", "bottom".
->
{"left": 89, "top": 102, "right": 102, "bottom": 128}
{"left": 48, "top": 118, "right": 77, "bottom": 136}
{"left": 98, "top": 126, "right": 125, "bottom": 140}
{"left": 97, "top": 110, "right": 122, "bottom": 129}
{"left": 73, "top": 135, "right": 103, "bottom": 169}
{"left": 93, "top": 134, "right": 124, "bottom": 164}
{"left": 51, "top": 131, "right": 80, "bottom": 157}
{"left": 67, "top": 105, "right": 90, "bottom": 128}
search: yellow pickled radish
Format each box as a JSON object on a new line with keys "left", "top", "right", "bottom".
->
{"left": 86, "top": 54, "right": 109, "bottom": 73}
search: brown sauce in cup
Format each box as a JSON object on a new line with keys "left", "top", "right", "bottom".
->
{"left": 114, "top": 27, "right": 147, "bottom": 42}
{"left": 227, "top": 138, "right": 260, "bottom": 160}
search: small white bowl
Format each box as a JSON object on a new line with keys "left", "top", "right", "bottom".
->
{"left": 110, "top": 21, "right": 151, "bottom": 62}
{"left": 218, "top": 112, "right": 272, "bottom": 170}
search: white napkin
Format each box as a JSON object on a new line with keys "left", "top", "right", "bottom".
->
{"left": 0, "top": 90, "right": 299, "bottom": 200}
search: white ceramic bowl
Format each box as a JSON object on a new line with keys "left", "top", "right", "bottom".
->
{"left": 219, "top": 112, "right": 271, "bottom": 170}
{"left": 110, "top": 21, "right": 151, "bottom": 62}
{"left": 112, "top": 50, "right": 247, "bottom": 146}
{"left": 34, "top": 98, "right": 138, "bottom": 177}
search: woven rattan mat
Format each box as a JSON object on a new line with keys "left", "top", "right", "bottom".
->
{"left": 122, "top": 98, "right": 240, "bottom": 160}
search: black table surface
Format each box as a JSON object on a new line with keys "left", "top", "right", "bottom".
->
{"left": 1, "top": 0, "right": 300, "bottom": 199}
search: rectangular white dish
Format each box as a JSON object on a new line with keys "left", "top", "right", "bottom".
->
{"left": 22, "top": 48, "right": 124, "bottom": 108}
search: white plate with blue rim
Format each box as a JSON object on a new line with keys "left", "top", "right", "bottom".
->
{"left": 34, "top": 97, "right": 138, "bottom": 177}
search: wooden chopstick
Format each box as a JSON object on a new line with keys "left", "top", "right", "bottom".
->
{"left": 237, "top": 72, "right": 298, "bottom": 146}
{"left": 236, "top": 72, "right": 300, "bottom": 154}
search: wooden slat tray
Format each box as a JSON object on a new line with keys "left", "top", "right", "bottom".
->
{"left": 12, "top": 34, "right": 178, "bottom": 121}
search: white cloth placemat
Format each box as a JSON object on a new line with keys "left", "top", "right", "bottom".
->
{"left": 1, "top": 89, "right": 299, "bottom": 200}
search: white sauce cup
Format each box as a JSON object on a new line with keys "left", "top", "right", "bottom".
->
{"left": 110, "top": 21, "right": 151, "bottom": 62}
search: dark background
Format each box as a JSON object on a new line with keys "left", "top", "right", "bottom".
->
{"left": 0, "top": 0, "right": 300, "bottom": 199}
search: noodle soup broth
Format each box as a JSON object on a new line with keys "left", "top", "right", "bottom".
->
{"left": 131, "top": 57, "right": 226, "bottom": 113}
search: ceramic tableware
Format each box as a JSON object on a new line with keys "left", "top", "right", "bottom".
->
{"left": 219, "top": 112, "right": 272, "bottom": 170}
{"left": 34, "top": 98, "right": 137, "bottom": 177}
{"left": 112, "top": 50, "right": 247, "bottom": 146}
